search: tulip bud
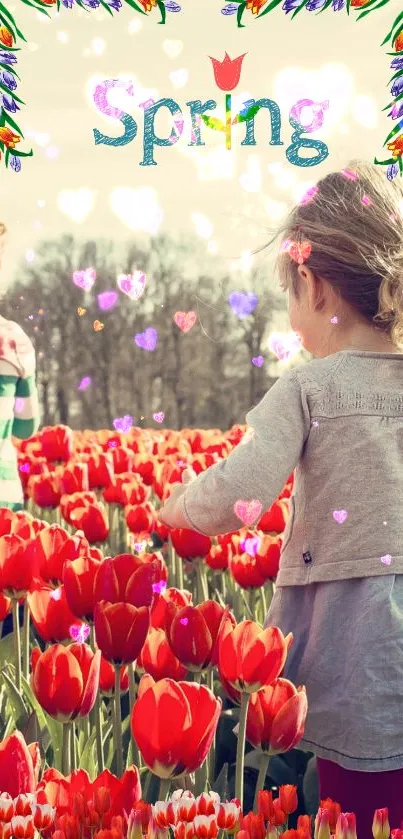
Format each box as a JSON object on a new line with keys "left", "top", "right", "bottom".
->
{"left": 279, "top": 786, "right": 298, "bottom": 816}
{"left": 257, "top": 791, "right": 274, "bottom": 823}
{"left": 315, "top": 809, "right": 331, "bottom": 839}
{"left": 14, "top": 796, "right": 35, "bottom": 818}
{"left": 93, "top": 788, "right": 111, "bottom": 816}
{"left": 10, "top": 816, "right": 35, "bottom": 839}
{"left": 216, "top": 802, "right": 242, "bottom": 833}
{"left": 147, "top": 813, "right": 170, "bottom": 839}
{"left": 193, "top": 815, "right": 219, "bottom": 839}
{"left": 128, "top": 809, "right": 144, "bottom": 839}
{"left": 196, "top": 794, "right": 220, "bottom": 817}
{"left": 0, "top": 796, "right": 13, "bottom": 822}
{"left": 335, "top": 814, "right": 348, "bottom": 839}
{"left": 345, "top": 813, "right": 357, "bottom": 839}
{"left": 372, "top": 809, "right": 390, "bottom": 839}
{"left": 33, "top": 804, "right": 56, "bottom": 831}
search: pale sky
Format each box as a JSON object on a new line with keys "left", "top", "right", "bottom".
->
{"left": 0, "top": 0, "right": 399, "bottom": 299}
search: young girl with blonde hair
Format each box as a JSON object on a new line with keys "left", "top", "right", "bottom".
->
{"left": 160, "top": 159, "right": 403, "bottom": 834}
{"left": 0, "top": 223, "right": 40, "bottom": 508}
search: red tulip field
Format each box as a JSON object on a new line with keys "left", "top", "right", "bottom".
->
{"left": 0, "top": 423, "right": 390, "bottom": 839}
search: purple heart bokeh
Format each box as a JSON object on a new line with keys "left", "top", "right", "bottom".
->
{"left": 240, "top": 536, "right": 261, "bottom": 557}
{"left": 72, "top": 268, "right": 96, "bottom": 292}
{"left": 113, "top": 414, "right": 133, "bottom": 433}
{"left": 98, "top": 291, "right": 118, "bottom": 311}
{"left": 252, "top": 356, "right": 264, "bottom": 367}
{"left": 134, "top": 328, "right": 158, "bottom": 352}
{"left": 78, "top": 376, "right": 92, "bottom": 392}
{"left": 229, "top": 291, "right": 258, "bottom": 319}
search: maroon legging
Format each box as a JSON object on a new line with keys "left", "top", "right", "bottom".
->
{"left": 316, "top": 757, "right": 403, "bottom": 838}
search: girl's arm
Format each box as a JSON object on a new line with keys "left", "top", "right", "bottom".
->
{"left": 12, "top": 373, "right": 40, "bottom": 440}
{"left": 159, "top": 368, "right": 311, "bottom": 536}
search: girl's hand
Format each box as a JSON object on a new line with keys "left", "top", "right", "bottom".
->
{"left": 158, "top": 468, "right": 197, "bottom": 528}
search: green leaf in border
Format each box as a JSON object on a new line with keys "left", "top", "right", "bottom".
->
{"left": 256, "top": 0, "right": 283, "bottom": 17}
{"left": 201, "top": 115, "right": 226, "bottom": 131}
{"left": 157, "top": 0, "right": 166, "bottom": 23}
{"left": 381, "top": 11, "right": 403, "bottom": 45}
{"left": 122, "top": 0, "right": 148, "bottom": 15}
{"left": 291, "top": 0, "right": 310, "bottom": 21}
{"left": 357, "top": 0, "right": 396, "bottom": 22}
{"left": 236, "top": 1, "right": 246, "bottom": 26}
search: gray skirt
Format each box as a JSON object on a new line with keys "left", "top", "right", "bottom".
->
{"left": 264, "top": 576, "right": 403, "bottom": 772}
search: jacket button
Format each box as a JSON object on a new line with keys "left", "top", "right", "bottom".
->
{"left": 303, "top": 551, "right": 312, "bottom": 564}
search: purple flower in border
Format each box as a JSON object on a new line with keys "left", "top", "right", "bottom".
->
{"left": 391, "top": 58, "right": 403, "bottom": 71}
{"left": 1, "top": 71, "right": 17, "bottom": 91}
{"left": 2, "top": 94, "right": 19, "bottom": 113}
{"left": 282, "top": 0, "right": 302, "bottom": 13}
{"left": 106, "top": 0, "right": 122, "bottom": 8}
{"left": 61, "top": 0, "right": 74, "bottom": 6}
{"left": 306, "top": 0, "right": 327, "bottom": 10}
{"left": 10, "top": 155, "right": 21, "bottom": 173}
{"left": 81, "top": 0, "right": 100, "bottom": 7}
{"left": 0, "top": 53, "right": 17, "bottom": 65}
{"left": 221, "top": 3, "right": 238, "bottom": 14}
{"left": 164, "top": 0, "right": 181, "bottom": 9}
{"left": 332, "top": 0, "right": 344, "bottom": 9}
{"left": 389, "top": 102, "right": 403, "bottom": 120}
{"left": 391, "top": 77, "right": 403, "bottom": 98}
{"left": 387, "top": 163, "right": 399, "bottom": 181}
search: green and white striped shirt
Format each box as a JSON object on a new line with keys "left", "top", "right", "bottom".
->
{"left": 0, "top": 317, "right": 40, "bottom": 510}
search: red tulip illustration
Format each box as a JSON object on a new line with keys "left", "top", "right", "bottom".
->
{"left": 205, "top": 52, "right": 247, "bottom": 150}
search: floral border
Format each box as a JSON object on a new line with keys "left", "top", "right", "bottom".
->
{"left": 0, "top": 0, "right": 401, "bottom": 177}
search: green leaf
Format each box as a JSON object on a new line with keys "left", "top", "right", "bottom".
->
{"left": 201, "top": 115, "right": 226, "bottom": 132}
{"left": 384, "top": 120, "right": 403, "bottom": 144}
{"left": 0, "top": 668, "right": 28, "bottom": 728}
{"left": 0, "top": 81, "right": 25, "bottom": 104}
{"left": 291, "top": 0, "right": 309, "bottom": 21}
{"left": 3, "top": 111, "right": 26, "bottom": 136}
{"left": 236, "top": 2, "right": 246, "bottom": 26}
{"left": 0, "top": 64, "right": 20, "bottom": 80}
{"left": 316, "top": 0, "right": 333, "bottom": 13}
{"left": 381, "top": 10, "right": 403, "bottom": 45}
{"left": 256, "top": 0, "right": 283, "bottom": 16}
{"left": 356, "top": 0, "right": 396, "bottom": 22}
{"left": 0, "top": 1, "right": 20, "bottom": 36}
{"left": 18, "top": 0, "right": 50, "bottom": 16}
{"left": 80, "top": 728, "right": 98, "bottom": 779}
{"left": 122, "top": 0, "right": 148, "bottom": 14}
{"left": 374, "top": 155, "right": 399, "bottom": 165}
{"left": 98, "top": 0, "right": 114, "bottom": 14}
{"left": 213, "top": 762, "right": 229, "bottom": 799}
{"left": 0, "top": 634, "right": 15, "bottom": 669}
{"left": 20, "top": 675, "right": 63, "bottom": 771}
{"left": 232, "top": 103, "right": 261, "bottom": 123}
{"left": 157, "top": 0, "right": 166, "bottom": 23}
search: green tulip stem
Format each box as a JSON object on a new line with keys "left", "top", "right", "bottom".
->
{"left": 196, "top": 560, "right": 208, "bottom": 603}
{"left": 128, "top": 663, "right": 141, "bottom": 769}
{"left": 71, "top": 723, "right": 77, "bottom": 771}
{"left": 90, "top": 624, "right": 105, "bottom": 773}
{"left": 174, "top": 546, "right": 184, "bottom": 590}
{"left": 208, "top": 669, "right": 216, "bottom": 785}
{"left": 12, "top": 599, "right": 21, "bottom": 693}
{"left": 62, "top": 722, "right": 71, "bottom": 776}
{"left": 235, "top": 691, "right": 251, "bottom": 808}
{"left": 225, "top": 93, "right": 232, "bottom": 151}
{"left": 114, "top": 665, "right": 123, "bottom": 777}
{"left": 253, "top": 752, "right": 271, "bottom": 811}
{"left": 158, "top": 777, "right": 171, "bottom": 801}
{"left": 22, "top": 598, "right": 30, "bottom": 682}
{"left": 259, "top": 587, "right": 267, "bottom": 625}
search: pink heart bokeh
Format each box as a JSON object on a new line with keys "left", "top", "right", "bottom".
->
{"left": 234, "top": 499, "right": 262, "bottom": 527}
{"left": 333, "top": 509, "right": 348, "bottom": 524}
{"left": 117, "top": 271, "right": 146, "bottom": 300}
{"left": 174, "top": 311, "right": 197, "bottom": 333}
{"left": 73, "top": 267, "right": 96, "bottom": 292}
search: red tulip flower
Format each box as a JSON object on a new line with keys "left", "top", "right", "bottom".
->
{"left": 63, "top": 553, "right": 104, "bottom": 621}
{"left": 28, "top": 585, "right": 85, "bottom": 643}
{"left": 141, "top": 628, "right": 187, "bottom": 681}
{"left": 99, "top": 657, "right": 129, "bottom": 696}
{"left": 246, "top": 678, "right": 308, "bottom": 754}
{"left": 32, "top": 525, "right": 88, "bottom": 585}
{"left": 279, "top": 786, "right": 298, "bottom": 816}
{"left": 94, "top": 553, "right": 163, "bottom": 608}
{"left": 94, "top": 601, "right": 150, "bottom": 664}
{"left": 40, "top": 425, "right": 74, "bottom": 463}
{"left": 0, "top": 534, "right": 39, "bottom": 596}
{"left": 219, "top": 621, "right": 287, "bottom": 693}
{"left": 125, "top": 503, "right": 154, "bottom": 535}
{"left": 209, "top": 52, "right": 246, "bottom": 92}
{"left": 131, "top": 674, "right": 222, "bottom": 778}
{"left": 257, "top": 499, "right": 289, "bottom": 533}
{"left": 150, "top": 586, "right": 193, "bottom": 630}
{"left": 70, "top": 504, "right": 109, "bottom": 544}
{"left": 170, "top": 529, "right": 212, "bottom": 560}
{"left": 31, "top": 643, "right": 101, "bottom": 722}
{"left": 240, "top": 812, "right": 266, "bottom": 839}
{"left": 60, "top": 463, "right": 89, "bottom": 495}
{"left": 85, "top": 453, "right": 114, "bottom": 490}
{"left": 31, "top": 475, "right": 62, "bottom": 509}
{"left": 166, "top": 601, "right": 236, "bottom": 672}
{"left": 0, "top": 732, "right": 38, "bottom": 797}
